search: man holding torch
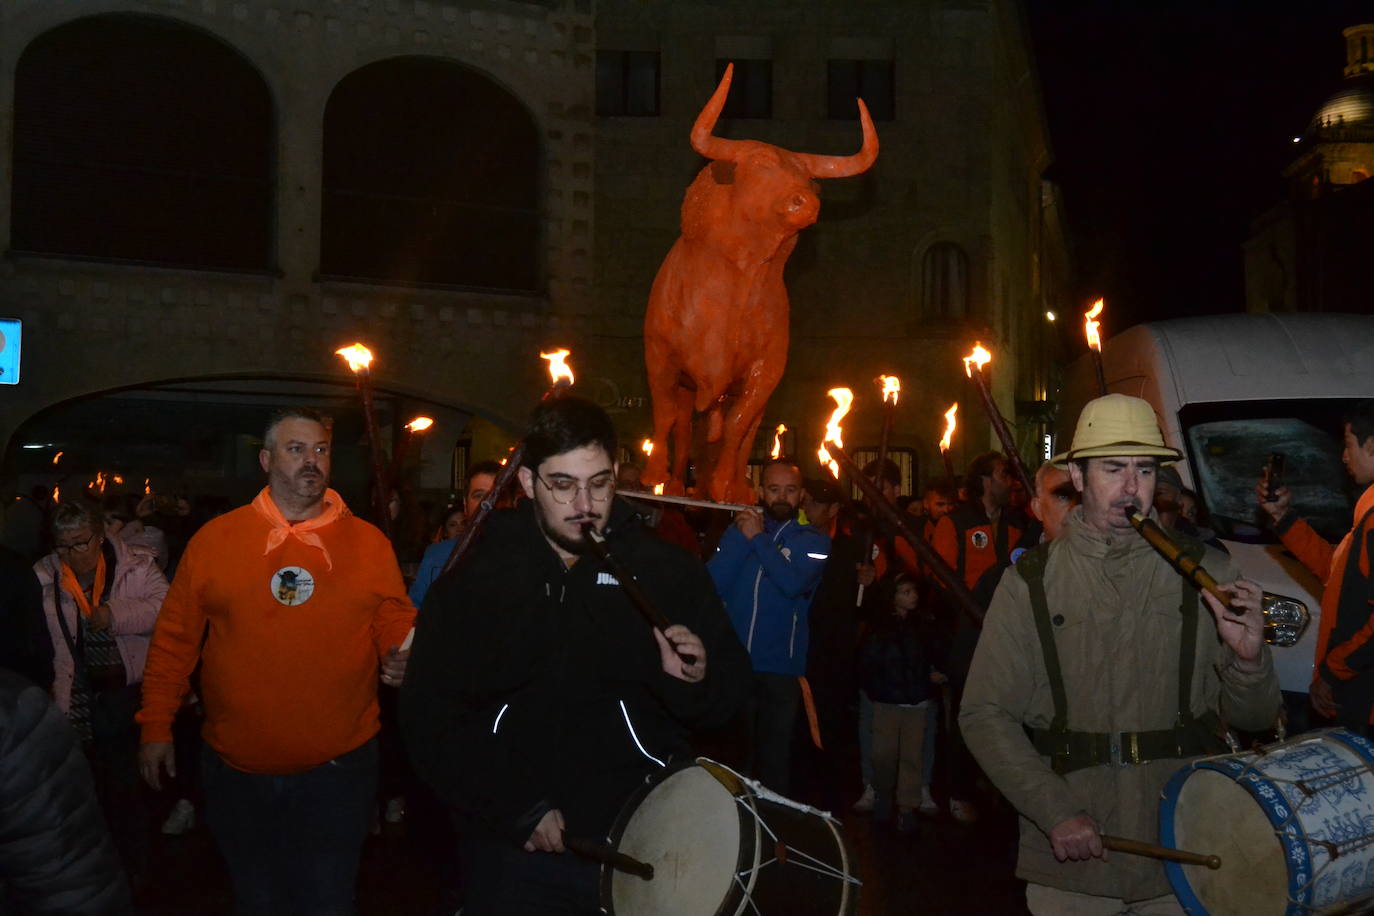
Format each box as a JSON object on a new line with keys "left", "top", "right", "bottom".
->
{"left": 400, "top": 396, "right": 750, "bottom": 914}
{"left": 960, "top": 394, "right": 1278, "bottom": 915}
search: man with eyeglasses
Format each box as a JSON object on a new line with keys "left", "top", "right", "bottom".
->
{"left": 401, "top": 395, "right": 750, "bottom": 915}
{"left": 136, "top": 406, "right": 415, "bottom": 915}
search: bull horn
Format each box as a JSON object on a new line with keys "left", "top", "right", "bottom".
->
{"left": 690, "top": 63, "right": 749, "bottom": 162}
{"left": 794, "top": 98, "right": 879, "bottom": 179}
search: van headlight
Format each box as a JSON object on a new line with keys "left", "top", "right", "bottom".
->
{"left": 1262, "top": 593, "right": 1311, "bottom": 648}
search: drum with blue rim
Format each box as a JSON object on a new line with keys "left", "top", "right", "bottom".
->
{"left": 1160, "top": 728, "right": 1374, "bottom": 915}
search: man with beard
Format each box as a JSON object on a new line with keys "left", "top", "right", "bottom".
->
{"left": 709, "top": 460, "right": 830, "bottom": 794}
{"left": 137, "top": 407, "right": 415, "bottom": 915}
{"left": 400, "top": 396, "right": 749, "bottom": 915}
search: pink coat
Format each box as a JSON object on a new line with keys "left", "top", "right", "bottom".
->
{"left": 35, "top": 537, "right": 168, "bottom": 714}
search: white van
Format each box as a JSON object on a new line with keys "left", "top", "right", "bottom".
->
{"left": 1056, "top": 313, "right": 1374, "bottom": 698}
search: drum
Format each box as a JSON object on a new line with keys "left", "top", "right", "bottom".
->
{"left": 601, "top": 758, "right": 861, "bottom": 916}
{"left": 1160, "top": 728, "right": 1374, "bottom": 915}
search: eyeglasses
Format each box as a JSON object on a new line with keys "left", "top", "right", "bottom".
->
{"left": 55, "top": 532, "right": 101, "bottom": 555}
{"left": 534, "top": 472, "right": 614, "bottom": 505}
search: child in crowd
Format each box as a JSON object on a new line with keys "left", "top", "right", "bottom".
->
{"left": 857, "top": 573, "right": 946, "bottom": 832}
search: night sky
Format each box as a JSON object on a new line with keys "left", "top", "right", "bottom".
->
{"left": 1025, "top": 1, "right": 1372, "bottom": 334}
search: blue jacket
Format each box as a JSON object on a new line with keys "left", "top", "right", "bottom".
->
{"left": 708, "top": 517, "right": 830, "bottom": 676}
{"left": 409, "top": 538, "right": 453, "bottom": 609}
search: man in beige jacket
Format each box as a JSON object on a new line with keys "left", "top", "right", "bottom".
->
{"left": 961, "top": 395, "right": 1279, "bottom": 915}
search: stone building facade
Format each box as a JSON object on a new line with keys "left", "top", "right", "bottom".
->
{"left": 0, "top": 0, "right": 1070, "bottom": 509}
{"left": 1246, "top": 23, "right": 1374, "bottom": 315}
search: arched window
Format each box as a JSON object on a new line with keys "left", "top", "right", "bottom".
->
{"left": 11, "top": 15, "right": 274, "bottom": 269}
{"left": 321, "top": 58, "right": 540, "bottom": 291}
{"left": 922, "top": 242, "right": 970, "bottom": 318}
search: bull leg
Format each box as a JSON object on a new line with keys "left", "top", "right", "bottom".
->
{"left": 669, "top": 385, "right": 694, "bottom": 494}
{"left": 711, "top": 358, "right": 782, "bottom": 504}
{"left": 643, "top": 342, "right": 679, "bottom": 489}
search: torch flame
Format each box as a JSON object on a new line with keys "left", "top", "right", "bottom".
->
{"left": 540, "top": 349, "right": 575, "bottom": 387}
{"left": 653, "top": 483, "right": 664, "bottom": 495}
{"left": 771, "top": 424, "right": 787, "bottom": 460}
{"left": 144, "top": 478, "right": 151, "bottom": 496}
{"left": 878, "top": 375, "right": 901, "bottom": 406}
{"left": 818, "top": 388, "right": 854, "bottom": 478}
{"left": 53, "top": 486, "right": 60, "bottom": 503}
{"left": 641, "top": 439, "right": 654, "bottom": 457}
{"left": 939, "top": 403, "right": 958, "bottom": 452}
{"left": 112, "top": 475, "right": 124, "bottom": 485}
{"left": 1084, "top": 299, "right": 1104, "bottom": 352}
{"left": 405, "top": 417, "right": 434, "bottom": 433}
{"left": 52, "top": 450, "right": 63, "bottom": 466}
{"left": 962, "top": 343, "right": 992, "bottom": 378}
{"left": 336, "top": 343, "right": 374, "bottom": 372}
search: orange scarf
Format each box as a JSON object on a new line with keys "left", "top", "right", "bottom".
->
{"left": 59, "top": 552, "right": 107, "bottom": 619}
{"left": 251, "top": 487, "right": 349, "bottom": 570}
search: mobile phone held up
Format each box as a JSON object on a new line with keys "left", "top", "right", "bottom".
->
{"left": 1265, "top": 453, "right": 1285, "bottom": 502}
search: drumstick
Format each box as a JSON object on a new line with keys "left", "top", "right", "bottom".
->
{"left": 581, "top": 524, "right": 698, "bottom": 667}
{"left": 1101, "top": 834, "right": 1221, "bottom": 870}
{"left": 563, "top": 834, "right": 654, "bottom": 880}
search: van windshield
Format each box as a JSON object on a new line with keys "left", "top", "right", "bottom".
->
{"left": 1180, "top": 400, "right": 1358, "bottom": 544}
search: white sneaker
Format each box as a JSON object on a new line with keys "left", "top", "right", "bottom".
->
{"left": 919, "top": 786, "right": 939, "bottom": 815}
{"left": 161, "top": 798, "right": 195, "bottom": 835}
{"left": 384, "top": 796, "right": 405, "bottom": 824}
{"left": 852, "top": 784, "right": 876, "bottom": 813}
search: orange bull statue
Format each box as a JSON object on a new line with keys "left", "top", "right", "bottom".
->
{"left": 642, "top": 63, "right": 879, "bottom": 504}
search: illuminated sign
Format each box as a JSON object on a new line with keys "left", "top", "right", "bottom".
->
{"left": 0, "top": 320, "right": 20, "bottom": 385}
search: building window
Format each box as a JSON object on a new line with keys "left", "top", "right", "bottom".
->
{"left": 922, "top": 242, "right": 970, "bottom": 319}
{"left": 11, "top": 14, "right": 274, "bottom": 270}
{"left": 827, "top": 59, "right": 895, "bottom": 121}
{"left": 714, "top": 59, "right": 772, "bottom": 119}
{"left": 596, "top": 51, "right": 660, "bottom": 116}
{"left": 321, "top": 58, "right": 540, "bottom": 291}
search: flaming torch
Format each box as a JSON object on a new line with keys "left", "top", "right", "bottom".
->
{"left": 817, "top": 388, "right": 854, "bottom": 481}
{"left": 336, "top": 342, "right": 393, "bottom": 539}
{"left": 962, "top": 342, "right": 1035, "bottom": 501}
{"left": 641, "top": 439, "right": 654, "bottom": 460}
{"left": 1084, "top": 298, "right": 1107, "bottom": 396}
{"left": 874, "top": 375, "right": 900, "bottom": 482}
{"left": 390, "top": 416, "right": 435, "bottom": 489}
{"left": 771, "top": 424, "right": 787, "bottom": 461}
{"left": 820, "top": 400, "right": 985, "bottom": 625}
{"left": 939, "top": 403, "right": 958, "bottom": 479}
{"left": 52, "top": 451, "right": 62, "bottom": 466}
{"left": 441, "top": 348, "right": 577, "bottom": 575}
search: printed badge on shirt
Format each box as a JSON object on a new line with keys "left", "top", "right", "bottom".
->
{"left": 970, "top": 531, "right": 990, "bottom": 550}
{"left": 271, "top": 566, "right": 315, "bottom": 606}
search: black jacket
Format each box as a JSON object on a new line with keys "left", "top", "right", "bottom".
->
{"left": 0, "top": 669, "right": 130, "bottom": 915}
{"left": 858, "top": 613, "right": 947, "bottom": 706}
{"left": 400, "top": 498, "right": 750, "bottom": 845}
{"left": 0, "top": 548, "right": 52, "bottom": 692}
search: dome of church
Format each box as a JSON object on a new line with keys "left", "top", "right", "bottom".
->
{"left": 1309, "top": 76, "right": 1374, "bottom": 131}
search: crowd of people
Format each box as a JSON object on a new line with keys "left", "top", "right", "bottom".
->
{"left": 0, "top": 393, "right": 1370, "bottom": 916}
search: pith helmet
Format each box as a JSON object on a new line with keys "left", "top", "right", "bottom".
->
{"left": 1051, "top": 394, "right": 1182, "bottom": 467}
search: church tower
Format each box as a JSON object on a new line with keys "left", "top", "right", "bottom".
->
{"left": 1285, "top": 23, "right": 1374, "bottom": 197}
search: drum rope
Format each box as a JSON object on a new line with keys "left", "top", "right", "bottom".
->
{"left": 730, "top": 796, "right": 862, "bottom": 887}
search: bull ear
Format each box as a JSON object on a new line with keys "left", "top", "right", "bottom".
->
{"left": 710, "top": 160, "right": 737, "bottom": 185}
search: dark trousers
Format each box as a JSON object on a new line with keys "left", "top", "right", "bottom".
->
{"left": 459, "top": 828, "right": 600, "bottom": 916}
{"left": 747, "top": 671, "right": 801, "bottom": 795}
{"left": 203, "top": 737, "right": 378, "bottom": 916}
{"left": 88, "top": 723, "right": 151, "bottom": 885}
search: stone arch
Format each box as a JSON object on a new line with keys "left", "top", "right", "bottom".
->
{"left": 10, "top": 12, "right": 276, "bottom": 270}
{"left": 320, "top": 55, "right": 543, "bottom": 291}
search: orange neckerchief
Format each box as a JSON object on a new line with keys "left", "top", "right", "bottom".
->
{"left": 59, "top": 552, "right": 107, "bottom": 619}
{"left": 251, "top": 487, "right": 349, "bottom": 570}
{"left": 1313, "top": 484, "right": 1374, "bottom": 666}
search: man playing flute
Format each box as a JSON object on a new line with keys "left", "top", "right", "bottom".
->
{"left": 960, "top": 394, "right": 1279, "bottom": 915}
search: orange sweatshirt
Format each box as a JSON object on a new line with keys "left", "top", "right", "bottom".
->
{"left": 137, "top": 497, "right": 415, "bottom": 773}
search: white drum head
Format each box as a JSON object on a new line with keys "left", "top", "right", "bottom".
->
{"left": 1173, "top": 769, "right": 1287, "bottom": 916}
{"left": 611, "top": 766, "right": 749, "bottom": 916}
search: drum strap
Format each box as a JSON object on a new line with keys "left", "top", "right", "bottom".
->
{"left": 1021, "top": 537, "right": 1224, "bottom": 775}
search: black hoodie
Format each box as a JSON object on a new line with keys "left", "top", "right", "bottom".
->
{"left": 399, "top": 497, "right": 750, "bottom": 845}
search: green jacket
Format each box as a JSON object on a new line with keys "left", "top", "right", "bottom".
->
{"left": 959, "top": 507, "right": 1280, "bottom": 901}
